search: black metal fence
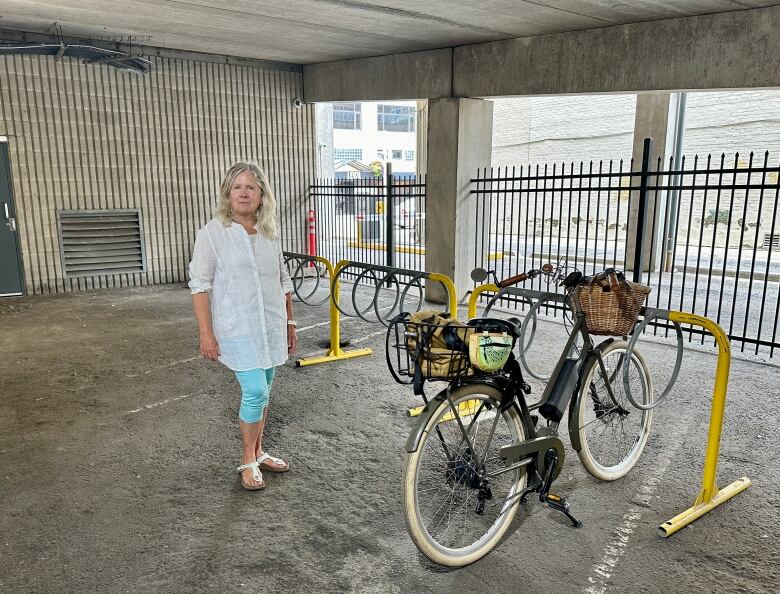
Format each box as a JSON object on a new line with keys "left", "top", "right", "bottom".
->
{"left": 473, "top": 138, "right": 780, "bottom": 359}
{"left": 309, "top": 167, "right": 426, "bottom": 275}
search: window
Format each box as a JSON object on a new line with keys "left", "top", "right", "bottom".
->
{"left": 377, "top": 104, "right": 416, "bottom": 132}
{"left": 405, "top": 150, "right": 415, "bottom": 161}
{"left": 333, "top": 103, "right": 361, "bottom": 130}
{"left": 391, "top": 150, "right": 402, "bottom": 160}
{"left": 377, "top": 149, "right": 385, "bottom": 160}
{"left": 334, "top": 148, "right": 363, "bottom": 161}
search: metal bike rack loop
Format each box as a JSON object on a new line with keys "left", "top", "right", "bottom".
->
{"left": 331, "top": 260, "right": 458, "bottom": 326}
{"left": 284, "top": 252, "right": 373, "bottom": 368}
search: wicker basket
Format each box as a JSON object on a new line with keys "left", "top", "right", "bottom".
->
{"left": 575, "top": 272, "right": 651, "bottom": 336}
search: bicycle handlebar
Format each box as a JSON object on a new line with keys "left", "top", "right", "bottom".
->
{"left": 496, "top": 263, "right": 554, "bottom": 288}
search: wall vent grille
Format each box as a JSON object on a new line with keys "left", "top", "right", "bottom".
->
{"left": 58, "top": 209, "right": 145, "bottom": 277}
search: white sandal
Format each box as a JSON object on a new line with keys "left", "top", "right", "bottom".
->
{"left": 257, "top": 452, "right": 290, "bottom": 473}
{"left": 237, "top": 461, "right": 266, "bottom": 491}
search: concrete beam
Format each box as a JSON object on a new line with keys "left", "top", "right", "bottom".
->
{"left": 455, "top": 6, "right": 780, "bottom": 97}
{"left": 303, "top": 6, "right": 780, "bottom": 101}
{"left": 303, "top": 48, "right": 451, "bottom": 102}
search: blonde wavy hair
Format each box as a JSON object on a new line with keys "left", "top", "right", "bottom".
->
{"left": 215, "top": 162, "right": 278, "bottom": 239}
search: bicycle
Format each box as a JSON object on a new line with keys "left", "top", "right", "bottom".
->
{"left": 385, "top": 264, "right": 653, "bottom": 566}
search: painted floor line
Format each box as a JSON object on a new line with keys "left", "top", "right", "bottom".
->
{"left": 125, "top": 391, "right": 200, "bottom": 414}
{"left": 126, "top": 356, "right": 200, "bottom": 378}
{"left": 583, "top": 447, "right": 678, "bottom": 594}
{"left": 350, "top": 329, "right": 387, "bottom": 344}
{"left": 296, "top": 320, "right": 332, "bottom": 332}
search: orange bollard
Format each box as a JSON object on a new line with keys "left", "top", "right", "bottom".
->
{"left": 308, "top": 209, "right": 316, "bottom": 266}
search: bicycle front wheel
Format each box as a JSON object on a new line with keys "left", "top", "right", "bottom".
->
{"left": 403, "top": 384, "right": 528, "bottom": 567}
{"left": 575, "top": 340, "right": 653, "bottom": 481}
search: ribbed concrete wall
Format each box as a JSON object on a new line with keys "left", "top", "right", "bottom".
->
{"left": 0, "top": 54, "right": 315, "bottom": 294}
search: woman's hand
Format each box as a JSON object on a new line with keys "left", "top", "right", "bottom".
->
{"left": 287, "top": 325, "right": 298, "bottom": 355}
{"left": 200, "top": 331, "right": 220, "bottom": 361}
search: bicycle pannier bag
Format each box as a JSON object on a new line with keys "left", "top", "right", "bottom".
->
{"left": 468, "top": 332, "right": 513, "bottom": 373}
{"left": 406, "top": 310, "right": 472, "bottom": 378}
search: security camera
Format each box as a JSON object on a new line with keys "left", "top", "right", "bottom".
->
{"left": 292, "top": 98, "right": 303, "bottom": 109}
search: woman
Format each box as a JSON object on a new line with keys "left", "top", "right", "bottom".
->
{"left": 188, "top": 162, "right": 297, "bottom": 491}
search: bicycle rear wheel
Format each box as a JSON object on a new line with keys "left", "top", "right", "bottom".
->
{"left": 575, "top": 340, "right": 653, "bottom": 481}
{"left": 403, "top": 384, "right": 527, "bottom": 566}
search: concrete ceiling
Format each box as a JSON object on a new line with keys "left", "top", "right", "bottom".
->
{"left": 0, "top": 1, "right": 775, "bottom": 65}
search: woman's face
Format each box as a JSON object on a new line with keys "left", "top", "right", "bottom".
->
{"left": 229, "top": 171, "right": 262, "bottom": 219}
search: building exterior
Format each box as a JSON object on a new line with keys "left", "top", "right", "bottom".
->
{"left": 490, "top": 91, "right": 780, "bottom": 250}
{"left": 492, "top": 91, "right": 780, "bottom": 167}
{"left": 330, "top": 101, "right": 417, "bottom": 178}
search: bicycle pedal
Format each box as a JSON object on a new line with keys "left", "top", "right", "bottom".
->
{"left": 544, "top": 493, "right": 583, "bottom": 528}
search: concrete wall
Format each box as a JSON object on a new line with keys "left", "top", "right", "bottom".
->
{"left": 0, "top": 53, "right": 315, "bottom": 294}
{"left": 492, "top": 95, "right": 637, "bottom": 166}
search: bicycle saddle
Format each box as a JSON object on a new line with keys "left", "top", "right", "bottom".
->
{"left": 467, "top": 317, "right": 522, "bottom": 339}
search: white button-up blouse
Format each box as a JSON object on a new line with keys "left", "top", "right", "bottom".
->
{"left": 188, "top": 218, "right": 294, "bottom": 371}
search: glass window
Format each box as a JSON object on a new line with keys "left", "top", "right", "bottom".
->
{"left": 377, "top": 149, "right": 385, "bottom": 160}
{"left": 391, "top": 149, "right": 402, "bottom": 160}
{"left": 333, "top": 103, "right": 362, "bottom": 130}
{"left": 404, "top": 150, "right": 415, "bottom": 161}
{"left": 334, "top": 148, "right": 363, "bottom": 161}
{"left": 377, "top": 104, "right": 416, "bottom": 132}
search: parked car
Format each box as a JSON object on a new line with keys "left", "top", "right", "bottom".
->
{"left": 393, "top": 197, "right": 416, "bottom": 229}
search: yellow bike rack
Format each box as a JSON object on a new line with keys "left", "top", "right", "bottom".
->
{"left": 295, "top": 257, "right": 373, "bottom": 367}
{"left": 659, "top": 311, "right": 751, "bottom": 536}
{"left": 468, "top": 283, "right": 501, "bottom": 319}
{"left": 465, "top": 284, "right": 751, "bottom": 537}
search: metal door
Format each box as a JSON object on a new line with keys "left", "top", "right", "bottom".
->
{"left": 0, "top": 139, "right": 24, "bottom": 296}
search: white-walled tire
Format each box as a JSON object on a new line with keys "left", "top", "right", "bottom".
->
{"left": 575, "top": 340, "right": 653, "bottom": 481}
{"left": 403, "top": 384, "right": 527, "bottom": 566}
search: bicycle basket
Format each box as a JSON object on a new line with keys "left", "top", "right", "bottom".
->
{"left": 574, "top": 271, "right": 651, "bottom": 336}
{"left": 385, "top": 310, "right": 473, "bottom": 384}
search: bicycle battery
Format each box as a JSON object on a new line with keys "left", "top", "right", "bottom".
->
{"left": 539, "top": 357, "right": 579, "bottom": 423}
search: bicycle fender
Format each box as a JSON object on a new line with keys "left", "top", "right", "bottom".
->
{"left": 567, "top": 393, "right": 583, "bottom": 452}
{"left": 405, "top": 390, "right": 449, "bottom": 453}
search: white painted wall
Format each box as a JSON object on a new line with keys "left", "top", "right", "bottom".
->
{"left": 490, "top": 90, "right": 780, "bottom": 247}
{"left": 492, "top": 91, "right": 780, "bottom": 166}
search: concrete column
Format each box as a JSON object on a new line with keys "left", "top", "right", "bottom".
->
{"left": 416, "top": 99, "right": 428, "bottom": 175}
{"left": 315, "top": 103, "right": 335, "bottom": 178}
{"left": 626, "top": 92, "right": 677, "bottom": 273}
{"left": 425, "top": 98, "right": 493, "bottom": 305}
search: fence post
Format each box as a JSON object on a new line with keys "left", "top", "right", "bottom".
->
{"left": 633, "top": 137, "right": 653, "bottom": 283}
{"left": 386, "top": 161, "right": 394, "bottom": 268}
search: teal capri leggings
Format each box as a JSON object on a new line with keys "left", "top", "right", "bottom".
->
{"left": 234, "top": 367, "right": 276, "bottom": 423}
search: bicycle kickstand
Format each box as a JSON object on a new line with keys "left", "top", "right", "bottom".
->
{"left": 539, "top": 449, "right": 583, "bottom": 529}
